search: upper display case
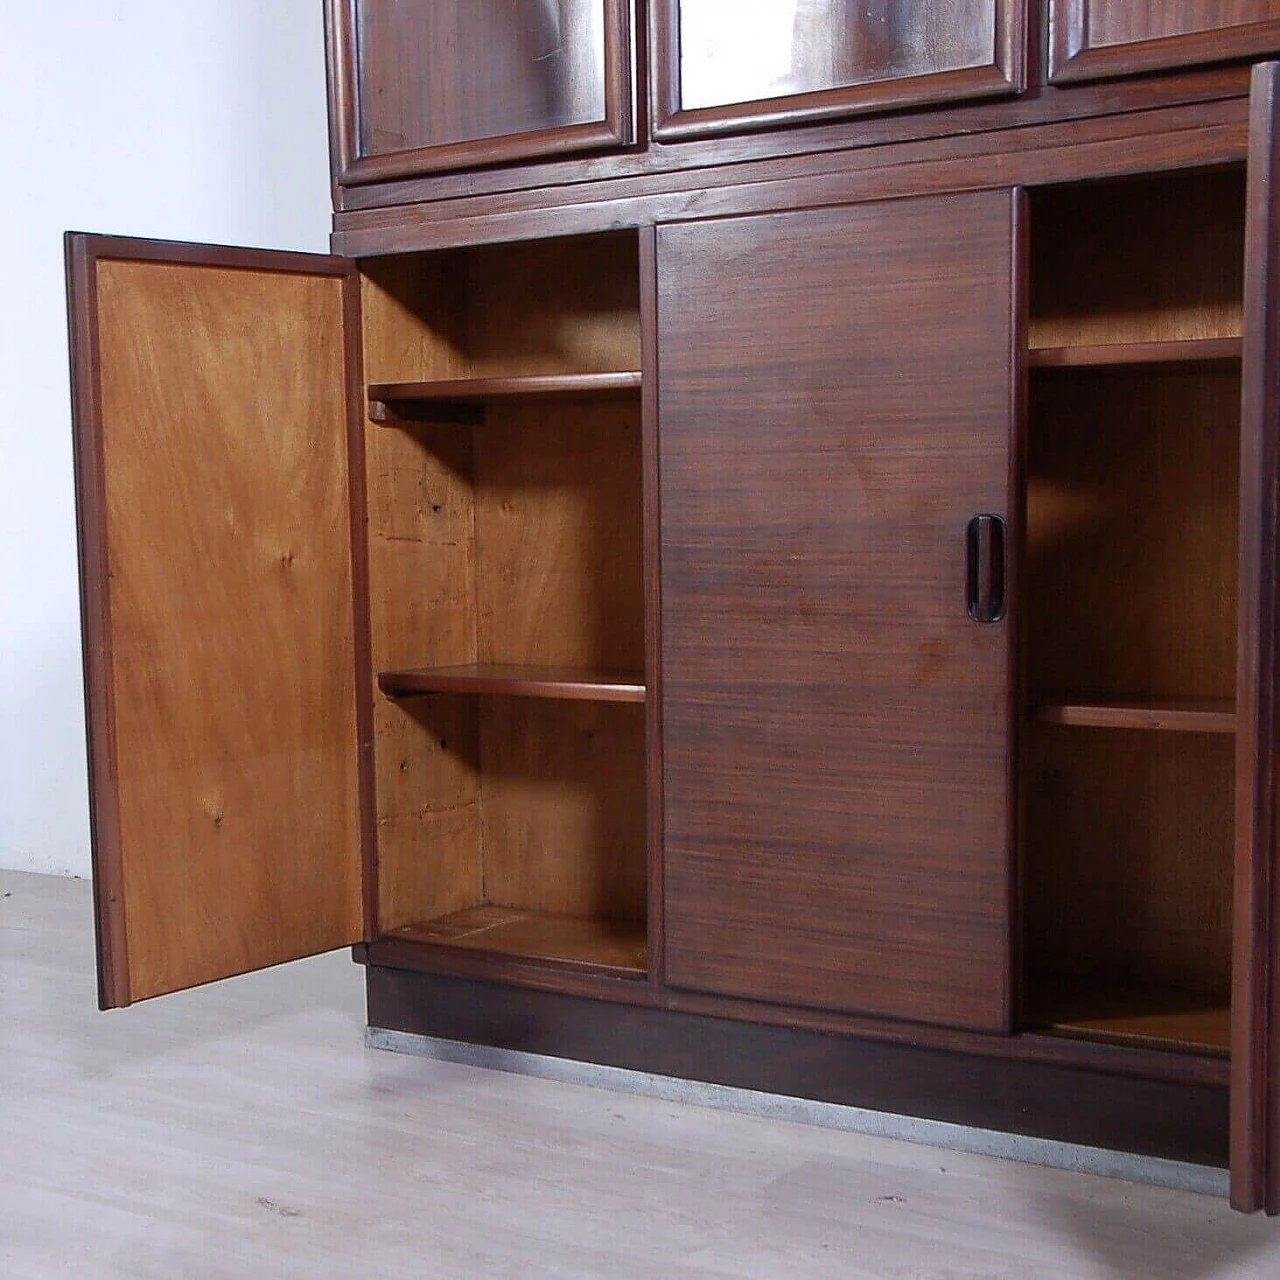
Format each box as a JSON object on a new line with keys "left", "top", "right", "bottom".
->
{"left": 327, "top": 0, "right": 635, "bottom": 183}
{"left": 650, "top": 0, "right": 1023, "bottom": 140}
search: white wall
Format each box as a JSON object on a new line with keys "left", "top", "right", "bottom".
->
{"left": 0, "top": 4, "right": 333, "bottom": 876}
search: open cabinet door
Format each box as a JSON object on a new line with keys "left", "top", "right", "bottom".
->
{"left": 1234, "top": 63, "right": 1280, "bottom": 1214}
{"left": 66, "top": 236, "right": 374, "bottom": 1009}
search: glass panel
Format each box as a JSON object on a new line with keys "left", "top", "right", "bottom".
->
{"left": 356, "top": 0, "right": 607, "bottom": 157}
{"left": 678, "top": 0, "right": 995, "bottom": 111}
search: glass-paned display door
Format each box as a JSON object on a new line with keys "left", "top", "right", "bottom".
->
{"left": 652, "top": 0, "right": 1023, "bottom": 139}
{"left": 1051, "top": 1, "right": 1280, "bottom": 84}
{"left": 330, "top": 0, "right": 634, "bottom": 183}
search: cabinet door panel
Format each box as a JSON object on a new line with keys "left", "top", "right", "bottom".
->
{"left": 66, "top": 236, "right": 371, "bottom": 1008}
{"left": 330, "top": 0, "right": 633, "bottom": 184}
{"left": 1052, "top": 1, "right": 1280, "bottom": 83}
{"left": 652, "top": 0, "right": 1023, "bottom": 140}
{"left": 1232, "top": 61, "right": 1280, "bottom": 1216}
{"left": 658, "top": 190, "right": 1021, "bottom": 1033}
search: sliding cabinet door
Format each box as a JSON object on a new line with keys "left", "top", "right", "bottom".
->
{"left": 658, "top": 190, "right": 1022, "bottom": 1033}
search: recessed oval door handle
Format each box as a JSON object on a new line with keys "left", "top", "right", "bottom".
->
{"left": 966, "top": 514, "right": 1007, "bottom": 624}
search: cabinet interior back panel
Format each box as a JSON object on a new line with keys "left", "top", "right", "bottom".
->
{"left": 1029, "top": 170, "right": 1246, "bottom": 348}
{"left": 359, "top": 237, "right": 644, "bottom": 935}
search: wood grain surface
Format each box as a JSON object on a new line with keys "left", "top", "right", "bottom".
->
{"left": 68, "top": 242, "right": 366, "bottom": 1004}
{"left": 657, "top": 190, "right": 1020, "bottom": 1032}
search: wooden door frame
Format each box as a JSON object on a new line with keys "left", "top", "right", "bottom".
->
{"left": 326, "top": 0, "right": 636, "bottom": 187}
{"left": 648, "top": 0, "right": 1024, "bottom": 142}
{"left": 1051, "top": 4, "right": 1280, "bottom": 85}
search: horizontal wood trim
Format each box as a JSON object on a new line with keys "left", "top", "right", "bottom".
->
{"left": 335, "top": 67, "right": 1250, "bottom": 216}
{"left": 1033, "top": 699, "right": 1237, "bottom": 733}
{"left": 654, "top": 63, "right": 1020, "bottom": 143}
{"left": 340, "top": 120, "right": 632, "bottom": 186}
{"left": 365, "top": 966, "right": 1230, "bottom": 1167}
{"left": 378, "top": 664, "right": 646, "bottom": 703}
{"left": 1028, "top": 338, "right": 1243, "bottom": 368}
{"left": 332, "top": 100, "right": 1251, "bottom": 257}
{"left": 359, "top": 944, "right": 1227, "bottom": 1089}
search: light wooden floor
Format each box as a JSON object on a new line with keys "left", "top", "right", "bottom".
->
{"left": 3, "top": 870, "right": 1279, "bottom": 1279}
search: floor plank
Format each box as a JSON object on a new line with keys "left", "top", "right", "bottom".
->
{"left": 2, "top": 869, "right": 1279, "bottom": 1278}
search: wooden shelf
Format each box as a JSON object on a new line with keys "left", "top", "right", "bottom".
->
{"left": 385, "top": 907, "right": 647, "bottom": 975}
{"left": 1033, "top": 698, "right": 1235, "bottom": 734}
{"left": 1026, "top": 978, "right": 1230, "bottom": 1057}
{"left": 369, "top": 372, "right": 642, "bottom": 423}
{"left": 1028, "top": 338, "right": 1242, "bottom": 370}
{"left": 378, "top": 663, "right": 646, "bottom": 704}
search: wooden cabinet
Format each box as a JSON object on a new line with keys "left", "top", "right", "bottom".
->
{"left": 1052, "top": 1, "right": 1280, "bottom": 82}
{"left": 657, "top": 191, "right": 1019, "bottom": 1031}
{"left": 65, "top": 5, "right": 1280, "bottom": 1218}
{"left": 327, "top": 0, "right": 634, "bottom": 182}
{"left": 650, "top": 0, "right": 1024, "bottom": 138}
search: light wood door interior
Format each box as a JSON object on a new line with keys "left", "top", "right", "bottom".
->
{"left": 358, "top": 233, "right": 648, "bottom": 975}
{"left": 1021, "top": 172, "right": 1246, "bottom": 1055}
{"left": 68, "top": 239, "right": 368, "bottom": 1007}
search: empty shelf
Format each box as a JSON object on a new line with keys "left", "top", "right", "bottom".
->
{"left": 378, "top": 663, "right": 646, "bottom": 704}
{"left": 385, "top": 907, "right": 647, "bottom": 974}
{"left": 369, "top": 372, "right": 642, "bottom": 423}
{"left": 1033, "top": 699, "right": 1235, "bottom": 734}
{"left": 1026, "top": 978, "right": 1230, "bottom": 1056}
{"left": 1028, "top": 338, "right": 1242, "bottom": 370}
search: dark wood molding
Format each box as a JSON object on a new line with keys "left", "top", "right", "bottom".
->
{"left": 649, "top": 0, "right": 1024, "bottom": 142}
{"left": 365, "top": 966, "right": 1230, "bottom": 1170}
{"left": 361, "top": 926, "right": 1227, "bottom": 1089}
{"left": 64, "top": 234, "right": 129, "bottom": 1011}
{"left": 328, "top": 0, "right": 635, "bottom": 186}
{"left": 331, "top": 98, "right": 1251, "bottom": 258}
{"left": 1052, "top": 9, "right": 1280, "bottom": 86}
{"left": 1232, "top": 59, "right": 1280, "bottom": 1217}
{"left": 334, "top": 65, "right": 1249, "bottom": 217}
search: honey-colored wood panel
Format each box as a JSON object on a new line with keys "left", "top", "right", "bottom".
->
{"left": 362, "top": 411, "right": 482, "bottom": 930}
{"left": 1025, "top": 366, "right": 1240, "bottom": 702}
{"left": 461, "top": 235, "right": 640, "bottom": 377}
{"left": 388, "top": 905, "right": 646, "bottom": 972}
{"left": 475, "top": 400, "right": 644, "bottom": 671}
{"left": 359, "top": 236, "right": 640, "bottom": 385}
{"left": 88, "top": 256, "right": 364, "bottom": 1001}
{"left": 1023, "top": 726, "right": 1234, "bottom": 1001}
{"left": 481, "top": 699, "right": 647, "bottom": 921}
{"left": 1029, "top": 171, "right": 1245, "bottom": 349}
{"left": 360, "top": 255, "right": 468, "bottom": 384}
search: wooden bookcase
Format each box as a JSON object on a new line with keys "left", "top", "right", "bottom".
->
{"left": 65, "top": 2, "right": 1280, "bottom": 1217}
